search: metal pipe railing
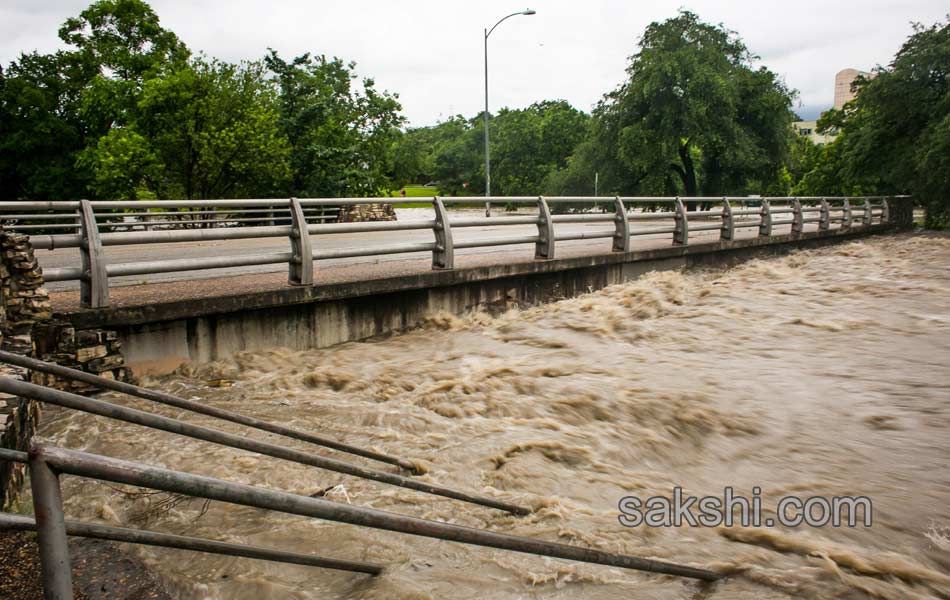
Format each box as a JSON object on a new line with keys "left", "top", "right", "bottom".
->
{"left": 0, "top": 350, "right": 421, "bottom": 472}
{"left": 0, "top": 512, "right": 383, "bottom": 575}
{"left": 32, "top": 443, "right": 722, "bottom": 582}
{"left": 107, "top": 252, "right": 294, "bottom": 277}
{"left": 553, "top": 229, "right": 616, "bottom": 242}
{"left": 0, "top": 377, "right": 529, "bottom": 515}
{"left": 5, "top": 195, "right": 903, "bottom": 309}
{"left": 454, "top": 235, "right": 538, "bottom": 249}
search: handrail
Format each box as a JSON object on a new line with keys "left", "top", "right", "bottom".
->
{"left": 0, "top": 350, "right": 421, "bottom": 472}
{"left": 0, "top": 512, "right": 383, "bottom": 575}
{"left": 17, "top": 441, "right": 721, "bottom": 599}
{"left": 0, "top": 376, "right": 530, "bottom": 516}
{"left": 1, "top": 195, "right": 903, "bottom": 308}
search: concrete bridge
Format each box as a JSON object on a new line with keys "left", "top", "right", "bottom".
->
{"left": 0, "top": 195, "right": 914, "bottom": 374}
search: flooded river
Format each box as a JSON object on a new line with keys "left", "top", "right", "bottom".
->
{"left": 38, "top": 232, "right": 950, "bottom": 599}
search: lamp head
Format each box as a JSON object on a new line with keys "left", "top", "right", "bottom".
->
{"left": 523, "top": 9, "right": 537, "bottom": 15}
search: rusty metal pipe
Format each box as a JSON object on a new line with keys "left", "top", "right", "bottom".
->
{"left": 0, "top": 512, "right": 381, "bottom": 576}
{"left": 0, "top": 377, "right": 529, "bottom": 516}
{"left": 34, "top": 443, "right": 722, "bottom": 582}
{"left": 0, "top": 350, "right": 419, "bottom": 473}
{"left": 28, "top": 453, "right": 74, "bottom": 599}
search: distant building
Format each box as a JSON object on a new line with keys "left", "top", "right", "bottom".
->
{"left": 793, "top": 120, "right": 835, "bottom": 145}
{"left": 834, "top": 68, "right": 872, "bottom": 109}
{"left": 791, "top": 67, "right": 871, "bottom": 146}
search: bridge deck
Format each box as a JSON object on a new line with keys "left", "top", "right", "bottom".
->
{"left": 47, "top": 226, "right": 744, "bottom": 315}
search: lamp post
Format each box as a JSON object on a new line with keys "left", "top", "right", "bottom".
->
{"left": 484, "top": 8, "right": 536, "bottom": 217}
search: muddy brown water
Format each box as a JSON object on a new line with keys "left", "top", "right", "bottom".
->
{"left": 37, "top": 232, "right": 950, "bottom": 599}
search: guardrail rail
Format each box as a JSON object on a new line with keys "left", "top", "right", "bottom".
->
{"left": 0, "top": 195, "right": 901, "bottom": 308}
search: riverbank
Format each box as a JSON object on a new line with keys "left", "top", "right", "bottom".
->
{"left": 0, "top": 529, "right": 170, "bottom": 599}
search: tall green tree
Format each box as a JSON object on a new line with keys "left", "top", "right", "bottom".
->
{"left": 83, "top": 58, "right": 291, "bottom": 200}
{"left": 61, "top": 0, "right": 189, "bottom": 141}
{"left": 265, "top": 51, "right": 404, "bottom": 197}
{"left": 552, "top": 11, "right": 795, "bottom": 200}
{"left": 0, "top": 0, "right": 188, "bottom": 200}
{"left": 819, "top": 19, "right": 949, "bottom": 226}
{"left": 0, "top": 52, "right": 92, "bottom": 199}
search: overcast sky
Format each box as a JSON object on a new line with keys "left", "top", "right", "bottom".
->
{"left": 2, "top": 1, "right": 946, "bottom": 126}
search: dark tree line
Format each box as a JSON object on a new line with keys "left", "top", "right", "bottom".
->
{"left": 1, "top": 2, "right": 945, "bottom": 227}
{"left": 0, "top": 0, "right": 404, "bottom": 201}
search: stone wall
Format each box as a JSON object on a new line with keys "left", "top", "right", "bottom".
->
{"left": 0, "top": 229, "right": 129, "bottom": 509}
{"left": 337, "top": 202, "right": 397, "bottom": 222}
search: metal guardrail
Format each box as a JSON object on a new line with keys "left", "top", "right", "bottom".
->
{"left": 1, "top": 195, "right": 899, "bottom": 308}
{"left": 0, "top": 375, "right": 529, "bottom": 516}
{"left": 0, "top": 355, "right": 722, "bottom": 597}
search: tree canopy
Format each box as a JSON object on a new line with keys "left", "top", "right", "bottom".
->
{"left": 798, "top": 19, "right": 949, "bottom": 226}
{"left": 265, "top": 51, "right": 404, "bottom": 198}
{"left": 547, "top": 11, "right": 796, "bottom": 198}
{"left": 0, "top": 0, "right": 402, "bottom": 201}
{"left": 392, "top": 100, "right": 589, "bottom": 196}
{"left": 0, "top": 0, "right": 942, "bottom": 224}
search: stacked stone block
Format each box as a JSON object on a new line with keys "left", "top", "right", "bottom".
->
{"left": 1, "top": 233, "right": 52, "bottom": 354}
{"left": 0, "top": 228, "right": 129, "bottom": 508}
{"left": 338, "top": 203, "right": 397, "bottom": 222}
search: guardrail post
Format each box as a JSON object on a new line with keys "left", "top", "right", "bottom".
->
{"left": 720, "top": 197, "right": 734, "bottom": 241}
{"left": 758, "top": 198, "right": 772, "bottom": 237}
{"left": 842, "top": 197, "right": 852, "bottom": 228}
{"left": 287, "top": 198, "right": 313, "bottom": 286}
{"left": 535, "top": 196, "right": 555, "bottom": 259}
{"left": 863, "top": 197, "right": 873, "bottom": 225}
{"left": 432, "top": 196, "right": 454, "bottom": 269}
{"left": 673, "top": 196, "right": 688, "bottom": 245}
{"left": 78, "top": 199, "right": 109, "bottom": 309}
{"left": 819, "top": 197, "right": 830, "bottom": 231}
{"left": 791, "top": 197, "right": 803, "bottom": 236}
{"left": 612, "top": 196, "right": 630, "bottom": 252}
{"left": 882, "top": 197, "right": 890, "bottom": 224}
{"left": 29, "top": 451, "right": 74, "bottom": 599}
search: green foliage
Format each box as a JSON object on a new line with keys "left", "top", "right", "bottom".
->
{"left": 2, "top": 0, "right": 941, "bottom": 214}
{"left": 0, "top": 0, "right": 185, "bottom": 200}
{"left": 392, "top": 101, "right": 589, "bottom": 197}
{"left": 548, "top": 11, "right": 795, "bottom": 199}
{"left": 491, "top": 100, "right": 589, "bottom": 195}
{"left": 390, "top": 115, "right": 481, "bottom": 196}
{"left": 86, "top": 59, "right": 291, "bottom": 200}
{"left": 58, "top": 0, "right": 189, "bottom": 82}
{"left": 265, "top": 51, "right": 404, "bottom": 198}
{"left": 0, "top": 52, "right": 91, "bottom": 199}
{"left": 79, "top": 127, "right": 157, "bottom": 199}
{"left": 822, "top": 18, "right": 950, "bottom": 227}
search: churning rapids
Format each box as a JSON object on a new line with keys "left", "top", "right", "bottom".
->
{"left": 37, "top": 233, "right": 950, "bottom": 600}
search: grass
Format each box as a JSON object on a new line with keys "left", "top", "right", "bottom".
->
{"left": 388, "top": 185, "right": 439, "bottom": 198}
{"left": 388, "top": 184, "right": 439, "bottom": 208}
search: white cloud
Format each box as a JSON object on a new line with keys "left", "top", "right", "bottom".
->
{"left": 1, "top": 0, "right": 946, "bottom": 125}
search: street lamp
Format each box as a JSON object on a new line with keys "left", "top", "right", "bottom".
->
{"left": 484, "top": 8, "right": 536, "bottom": 217}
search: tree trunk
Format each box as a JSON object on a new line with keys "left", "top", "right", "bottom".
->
{"left": 678, "top": 142, "right": 699, "bottom": 210}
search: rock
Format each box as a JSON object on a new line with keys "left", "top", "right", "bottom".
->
{"left": 0, "top": 226, "right": 130, "bottom": 509}
{"left": 76, "top": 345, "right": 108, "bottom": 362}
{"left": 337, "top": 203, "right": 397, "bottom": 223}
